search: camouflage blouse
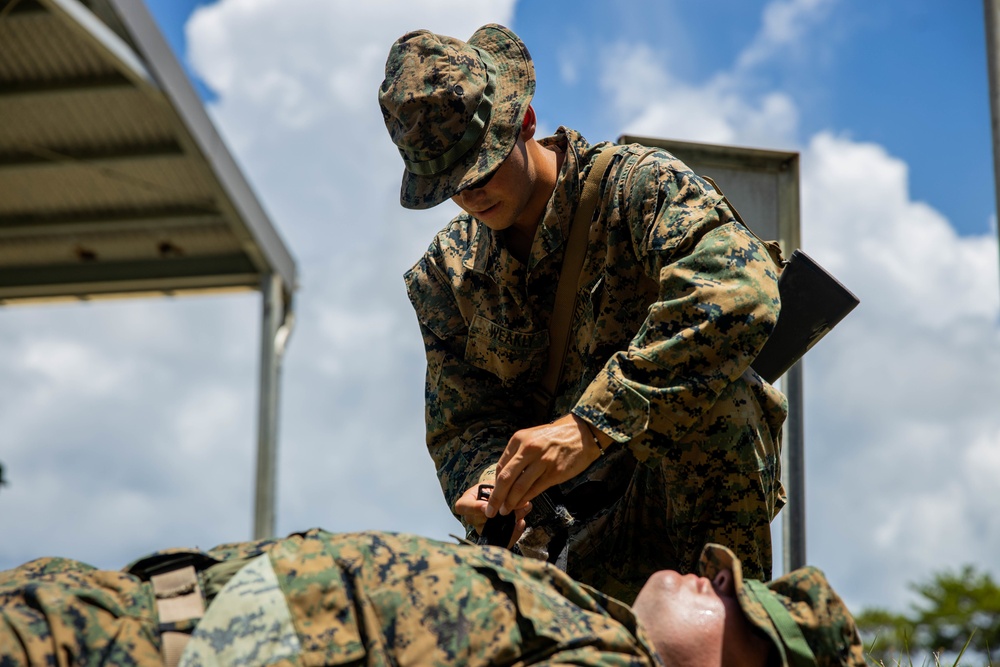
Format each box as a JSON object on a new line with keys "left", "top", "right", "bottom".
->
{"left": 404, "top": 128, "right": 788, "bottom": 522}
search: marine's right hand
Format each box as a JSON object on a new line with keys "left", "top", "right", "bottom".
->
{"left": 454, "top": 484, "right": 532, "bottom": 549}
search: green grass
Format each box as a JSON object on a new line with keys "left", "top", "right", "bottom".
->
{"left": 864, "top": 631, "right": 992, "bottom": 667}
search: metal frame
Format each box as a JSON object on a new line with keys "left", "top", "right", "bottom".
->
{"left": 3, "top": 0, "right": 297, "bottom": 538}
{"left": 619, "top": 134, "right": 805, "bottom": 572}
{"left": 97, "top": 0, "right": 297, "bottom": 292}
{"left": 985, "top": 0, "right": 1000, "bottom": 281}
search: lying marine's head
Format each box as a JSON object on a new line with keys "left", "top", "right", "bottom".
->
{"left": 632, "top": 543, "right": 866, "bottom": 667}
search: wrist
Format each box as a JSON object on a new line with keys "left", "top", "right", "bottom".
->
{"left": 576, "top": 415, "right": 610, "bottom": 457}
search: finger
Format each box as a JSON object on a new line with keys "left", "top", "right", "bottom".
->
{"left": 453, "top": 490, "right": 490, "bottom": 533}
{"left": 496, "top": 434, "right": 523, "bottom": 475}
{"left": 513, "top": 501, "right": 533, "bottom": 520}
{"left": 454, "top": 510, "right": 486, "bottom": 534}
{"left": 511, "top": 477, "right": 551, "bottom": 513}
{"left": 502, "top": 463, "right": 545, "bottom": 514}
{"left": 508, "top": 516, "right": 527, "bottom": 549}
{"left": 486, "top": 455, "right": 527, "bottom": 518}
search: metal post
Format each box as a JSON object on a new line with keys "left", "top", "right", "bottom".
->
{"left": 985, "top": 0, "right": 1000, "bottom": 270}
{"left": 781, "top": 360, "right": 806, "bottom": 572}
{"left": 253, "top": 273, "right": 293, "bottom": 539}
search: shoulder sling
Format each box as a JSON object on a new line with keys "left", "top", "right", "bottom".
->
{"left": 536, "top": 146, "right": 620, "bottom": 413}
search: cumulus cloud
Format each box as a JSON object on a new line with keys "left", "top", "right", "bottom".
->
{"left": 737, "top": 0, "right": 838, "bottom": 71}
{"left": 0, "top": 295, "right": 260, "bottom": 567}
{"left": 594, "top": 1, "right": 1000, "bottom": 611}
{"left": 602, "top": 42, "right": 800, "bottom": 149}
{"left": 800, "top": 132, "right": 1000, "bottom": 609}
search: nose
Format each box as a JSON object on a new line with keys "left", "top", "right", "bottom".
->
{"left": 454, "top": 187, "right": 486, "bottom": 209}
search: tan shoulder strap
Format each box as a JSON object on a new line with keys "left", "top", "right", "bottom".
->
{"left": 538, "top": 146, "right": 620, "bottom": 410}
{"left": 151, "top": 565, "right": 206, "bottom": 667}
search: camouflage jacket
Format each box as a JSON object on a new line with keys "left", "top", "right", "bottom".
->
{"left": 0, "top": 530, "right": 662, "bottom": 666}
{"left": 188, "top": 529, "right": 663, "bottom": 666}
{"left": 404, "top": 128, "right": 787, "bottom": 521}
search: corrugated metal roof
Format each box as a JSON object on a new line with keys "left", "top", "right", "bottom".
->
{"left": 0, "top": 0, "right": 296, "bottom": 302}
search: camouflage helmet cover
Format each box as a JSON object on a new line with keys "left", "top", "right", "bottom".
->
{"left": 698, "top": 543, "right": 866, "bottom": 667}
{"left": 378, "top": 24, "right": 535, "bottom": 209}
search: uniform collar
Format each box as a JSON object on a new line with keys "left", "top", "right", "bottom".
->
{"left": 462, "top": 217, "right": 524, "bottom": 287}
{"left": 462, "top": 127, "right": 593, "bottom": 283}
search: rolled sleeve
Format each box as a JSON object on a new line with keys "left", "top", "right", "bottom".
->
{"left": 574, "top": 153, "right": 781, "bottom": 457}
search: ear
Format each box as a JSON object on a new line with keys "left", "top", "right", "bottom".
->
{"left": 519, "top": 104, "right": 537, "bottom": 140}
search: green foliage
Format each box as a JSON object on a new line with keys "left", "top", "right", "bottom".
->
{"left": 858, "top": 565, "right": 1000, "bottom": 666}
{"left": 856, "top": 606, "right": 916, "bottom": 663}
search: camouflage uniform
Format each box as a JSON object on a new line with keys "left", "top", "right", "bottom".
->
{"left": 0, "top": 555, "right": 161, "bottom": 666}
{"left": 0, "top": 529, "right": 662, "bottom": 667}
{"left": 404, "top": 127, "right": 787, "bottom": 601}
{"left": 0, "top": 532, "right": 864, "bottom": 667}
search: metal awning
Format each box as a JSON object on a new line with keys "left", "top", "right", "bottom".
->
{"left": 0, "top": 0, "right": 296, "bottom": 538}
{"left": 0, "top": 0, "right": 295, "bottom": 302}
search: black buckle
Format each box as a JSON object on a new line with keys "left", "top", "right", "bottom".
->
{"left": 476, "top": 484, "right": 517, "bottom": 549}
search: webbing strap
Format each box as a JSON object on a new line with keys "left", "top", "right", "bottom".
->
{"left": 743, "top": 580, "right": 817, "bottom": 667}
{"left": 538, "top": 147, "right": 619, "bottom": 406}
{"left": 151, "top": 565, "right": 205, "bottom": 667}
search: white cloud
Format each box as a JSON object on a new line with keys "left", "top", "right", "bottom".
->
{"left": 0, "top": 295, "right": 261, "bottom": 568}
{"left": 21, "top": 338, "right": 132, "bottom": 397}
{"left": 737, "top": 0, "right": 838, "bottom": 71}
{"left": 179, "top": 0, "right": 519, "bottom": 544}
{"left": 594, "top": 0, "right": 1000, "bottom": 612}
{"left": 800, "top": 132, "right": 1000, "bottom": 609}
{"left": 601, "top": 42, "right": 800, "bottom": 149}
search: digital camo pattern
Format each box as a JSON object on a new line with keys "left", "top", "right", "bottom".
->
{"left": 179, "top": 554, "right": 301, "bottom": 667}
{"left": 0, "top": 531, "right": 660, "bottom": 666}
{"left": 700, "top": 543, "right": 867, "bottom": 667}
{"left": 404, "top": 127, "right": 788, "bottom": 598}
{"left": 0, "top": 532, "right": 865, "bottom": 667}
{"left": 195, "top": 529, "right": 663, "bottom": 667}
{"left": 0, "top": 556, "right": 160, "bottom": 666}
{"left": 379, "top": 24, "right": 535, "bottom": 210}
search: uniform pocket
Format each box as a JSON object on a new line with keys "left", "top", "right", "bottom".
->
{"left": 464, "top": 314, "right": 549, "bottom": 387}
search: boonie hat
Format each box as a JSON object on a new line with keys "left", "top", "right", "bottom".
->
{"left": 378, "top": 24, "right": 535, "bottom": 209}
{"left": 699, "top": 544, "right": 866, "bottom": 667}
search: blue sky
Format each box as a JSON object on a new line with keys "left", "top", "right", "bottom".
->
{"left": 150, "top": 0, "right": 996, "bottom": 238}
{"left": 2, "top": 0, "right": 999, "bottom": 617}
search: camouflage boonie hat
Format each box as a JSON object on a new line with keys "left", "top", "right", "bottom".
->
{"left": 378, "top": 24, "right": 535, "bottom": 209}
{"left": 699, "top": 544, "right": 866, "bottom": 667}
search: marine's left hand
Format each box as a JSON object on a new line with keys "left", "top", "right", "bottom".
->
{"left": 485, "top": 414, "right": 606, "bottom": 518}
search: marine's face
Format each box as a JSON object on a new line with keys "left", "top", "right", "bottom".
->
{"left": 450, "top": 137, "right": 535, "bottom": 233}
{"left": 632, "top": 569, "right": 771, "bottom": 667}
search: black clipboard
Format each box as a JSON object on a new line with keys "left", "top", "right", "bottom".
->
{"left": 751, "top": 249, "right": 860, "bottom": 384}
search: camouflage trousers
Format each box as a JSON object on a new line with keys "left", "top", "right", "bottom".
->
{"left": 562, "top": 375, "right": 785, "bottom": 604}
